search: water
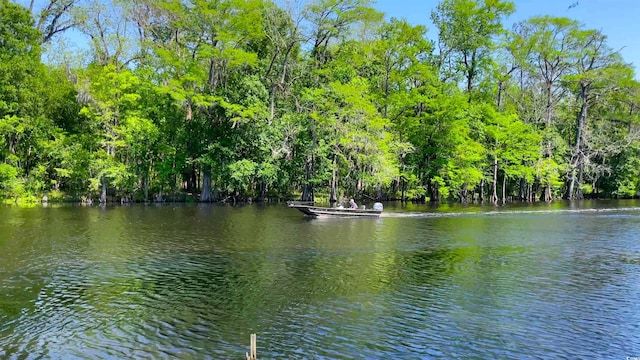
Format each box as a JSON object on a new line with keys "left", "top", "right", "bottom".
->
{"left": 1, "top": 200, "right": 640, "bottom": 359}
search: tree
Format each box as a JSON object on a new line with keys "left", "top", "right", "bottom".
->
{"left": 29, "top": 0, "right": 79, "bottom": 43}
{"left": 562, "top": 29, "right": 635, "bottom": 199}
{"left": 431, "top": 0, "right": 514, "bottom": 100}
{"left": 509, "top": 16, "right": 579, "bottom": 200}
{"left": 369, "top": 18, "right": 432, "bottom": 200}
{"left": 479, "top": 104, "right": 540, "bottom": 204}
{"left": 296, "top": 0, "right": 382, "bottom": 202}
{"left": 0, "top": 0, "right": 58, "bottom": 201}
{"left": 0, "top": 0, "right": 43, "bottom": 118}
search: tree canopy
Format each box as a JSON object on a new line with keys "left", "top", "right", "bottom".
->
{"left": 2, "top": 0, "right": 640, "bottom": 204}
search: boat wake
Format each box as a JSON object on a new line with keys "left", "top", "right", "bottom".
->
{"left": 380, "top": 206, "right": 640, "bottom": 218}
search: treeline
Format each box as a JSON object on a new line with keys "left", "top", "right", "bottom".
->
{"left": 2, "top": 0, "right": 640, "bottom": 204}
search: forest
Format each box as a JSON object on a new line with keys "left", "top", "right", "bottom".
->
{"left": 2, "top": 0, "right": 640, "bottom": 204}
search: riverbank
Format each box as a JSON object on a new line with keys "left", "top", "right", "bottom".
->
{"left": 3, "top": 190, "right": 637, "bottom": 208}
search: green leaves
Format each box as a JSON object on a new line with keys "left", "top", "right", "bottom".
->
{"left": 432, "top": 0, "right": 514, "bottom": 95}
{"left": 2, "top": 0, "right": 640, "bottom": 203}
{"left": 479, "top": 104, "right": 540, "bottom": 180}
{"left": 228, "top": 159, "right": 258, "bottom": 192}
{"left": 0, "top": 0, "right": 44, "bottom": 119}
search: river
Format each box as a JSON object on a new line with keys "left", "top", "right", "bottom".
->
{"left": 1, "top": 200, "right": 640, "bottom": 358}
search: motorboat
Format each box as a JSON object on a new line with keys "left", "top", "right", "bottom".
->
{"left": 287, "top": 201, "right": 383, "bottom": 218}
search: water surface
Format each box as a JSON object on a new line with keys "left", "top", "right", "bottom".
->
{"left": 1, "top": 200, "right": 640, "bottom": 358}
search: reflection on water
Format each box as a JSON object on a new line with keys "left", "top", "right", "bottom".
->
{"left": 1, "top": 201, "right": 640, "bottom": 358}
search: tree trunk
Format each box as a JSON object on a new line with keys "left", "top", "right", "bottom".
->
{"left": 517, "top": 178, "right": 523, "bottom": 201}
{"left": 430, "top": 179, "right": 440, "bottom": 203}
{"left": 301, "top": 156, "right": 314, "bottom": 202}
{"left": 190, "top": 165, "right": 197, "bottom": 192}
{"left": 567, "top": 83, "right": 589, "bottom": 200}
{"left": 460, "top": 183, "right": 468, "bottom": 203}
{"left": 544, "top": 80, "right": 553, "bottom": 154}
{"left": 497, "top": 80, "right": 504, "bottom": 110}
{"left": 269, "top": 86, "right": 276, "bottom": 122}
{"left": 329, "top": 154, "right": 337, "bottom": 203}
{"left": 143, "top": 170, "right": 149, "bottom": 203}
{"left": 576, "top": 166, "right": 584, "bottom": 200}
{"left": 100, "top": 175, "right": 107, "bottom": 203}
{"left": 491, "top": 155, "right": 498, "bottom": 205}
{"left": 567, "top": 167, "right": 576, "bottom": 200}
{"left": 186, "top": 99, "right": 193, "bottom": 122}
{"left": 542, "top": 79, "right": 554, "bottom": 202}
{"left": 502, "top": 172, "right": 507, "bottom": 205}
{"left": 401, "top": 176, "right": 406, "bottom": 202}
{"left": 533, "top": 178, "right": 541, "bottom": 202}
{"left": 541, "top": 184, "right": 551, "bottom": 202}
{"left": 268, "top": 42, "right": 293, "bottom": 123}
{"left": 200, "top": 165, "right": 212, "bottom": 202}
{"left": 260, "top": 181, "right": 267, "bottom": 202}
{"left": 479, "top": 178, "right": 485, "bottom": 203}
{"left": 465, "top": 51, "right": 476, "bottom": 102}
{"left": 383, "top": 61, "right": 390, "bottom": 118}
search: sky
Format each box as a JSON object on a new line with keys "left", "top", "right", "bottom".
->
{"left": 374, "top": 0, "right": 640, "bottom": 72}
{"left": 24, "top": 0, "right": 640, "bottom": 74}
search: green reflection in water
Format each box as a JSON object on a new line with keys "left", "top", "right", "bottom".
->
{"left": 1, "top": 202, "right": 640, "bottom": 358}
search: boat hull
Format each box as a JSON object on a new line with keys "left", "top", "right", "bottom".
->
{"left": 288, "top": 204, "right": 382, "bottom": 218}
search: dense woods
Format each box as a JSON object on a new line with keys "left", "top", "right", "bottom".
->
{"left": 2, "top": 0, "right": 640, "bottom": 204}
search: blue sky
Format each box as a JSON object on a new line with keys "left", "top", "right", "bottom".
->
{"left": 374, "top": 0, "right": 640, "bottom": 72}
{"left": 28, "top": 0, "right": 640, "bottom": 74}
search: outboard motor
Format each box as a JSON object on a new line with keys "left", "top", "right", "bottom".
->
{"left": 373, "top": 202, "right": 383, "bottom": 211}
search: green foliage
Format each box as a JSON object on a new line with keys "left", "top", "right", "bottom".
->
{"left": 535, "top": 158, "right": 564, "bottom": 192}
{"left": 432, "top": 0, "right": 515, "bottom": 95}
{"left": 480, "top": 104, "right": 541, "bottom": 182}
{"left": 0, "top": 0, "right": 639, "bottom": 204}
{"left": 0, "top": 163, "right": 20, "bottom": 197}
{"left": 0, "top": 0, "right": 43, "bottom": 117}
{"left": 228, "top": 159, "right": 258, "bottom": 192}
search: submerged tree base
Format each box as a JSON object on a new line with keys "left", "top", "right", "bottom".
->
{"left": 3, "top": 188, "right": 637, "bottom": 208}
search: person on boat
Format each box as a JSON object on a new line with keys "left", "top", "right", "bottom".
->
{"left": 349, "top": 198, "right": 357, "bottom": 209}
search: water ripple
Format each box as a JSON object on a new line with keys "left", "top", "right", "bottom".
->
{"left": 1, "top": 204, "right": 640, "bottom": 358}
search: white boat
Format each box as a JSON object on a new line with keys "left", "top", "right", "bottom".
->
{"left": 287, "top": 201, "right": 383, "bottom": 218}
